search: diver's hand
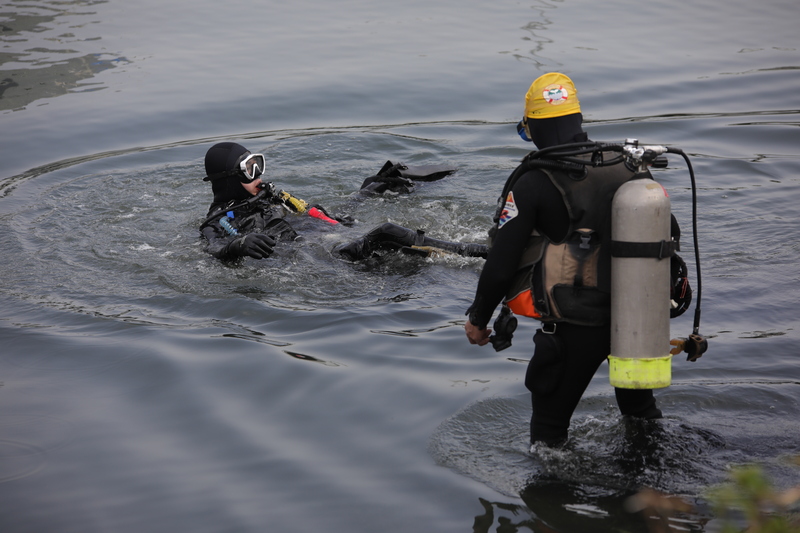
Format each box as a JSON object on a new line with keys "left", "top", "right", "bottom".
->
{"left": 465, "top": 319, "right": 492, "bottom": 346}
{"left": 231, "top": 233, "right": 276, "bottom": 259}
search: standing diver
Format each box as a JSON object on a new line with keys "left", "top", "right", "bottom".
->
{"left": 199, "top": 142, "right": 488, "bottom": 262}
{"left": 464, "top": 73, "right": 694, "bottom": 448}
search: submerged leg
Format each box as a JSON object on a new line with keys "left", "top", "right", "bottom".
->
{"left": 333, "top": 222, "right": 487, "bottom": 261}
{"left": 526, "top": 324, "right": 611, "bottom": 446}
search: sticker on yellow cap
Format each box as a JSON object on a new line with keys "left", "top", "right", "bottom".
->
{"left": 543, "top": 84, "right": 570, "bottom": 105}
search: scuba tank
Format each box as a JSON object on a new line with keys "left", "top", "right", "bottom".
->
{"left": 609, "top": 156, "right": 673, "bottom": 388}
{"left": 609, "top": 139, "right": 706, "bottom": 389}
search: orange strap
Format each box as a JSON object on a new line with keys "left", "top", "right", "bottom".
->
{"left": 506, "top": 289, "right": 540, "bottom": 318}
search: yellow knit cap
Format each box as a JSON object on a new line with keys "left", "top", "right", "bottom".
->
{"left": 524, "top": 72, "right": 581, "bottom": 119}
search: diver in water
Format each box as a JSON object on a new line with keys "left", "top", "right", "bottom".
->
{"left": 464, "top": 73, "right": 692, "bottom": 447}
{"left": 199, "top": 142, "right": 488, "bottom": 262}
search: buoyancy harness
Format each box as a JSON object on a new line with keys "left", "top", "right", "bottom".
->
{"left": 488, "top": 152, "right": 592, "bottom": 319}
{"left": 491, "top": 151, "right": 641, "bottom": 325}
{"left": 200, "top": 187, "right": 298, "bottom": 242}
{"left": 534, "top": 162, "right": 642, "bottom": 325}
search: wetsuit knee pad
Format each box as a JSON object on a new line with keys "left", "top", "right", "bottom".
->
{"left": 525, "top": 329, "right": 566, "bottom": 397}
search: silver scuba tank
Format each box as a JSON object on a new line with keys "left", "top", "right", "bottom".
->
{"left": 608, "top": 142, "right": 674, "bottom": 389}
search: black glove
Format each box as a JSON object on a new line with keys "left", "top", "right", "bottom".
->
{"left": 229, "top": 233, "right": 276, "bottom": 259}
{"left": 359, "top": 161, "right": 414, "bottom": 194}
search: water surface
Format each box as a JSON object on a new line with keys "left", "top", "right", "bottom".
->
{"left": 1, "top": 1, "right": 799, "bottom": 532}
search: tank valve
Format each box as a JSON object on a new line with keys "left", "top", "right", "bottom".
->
{"left": 623, "top": 139, "right": 670, "bottom": 173}
{"left": 669, "top": 334, "right": 708, "bottom": 362}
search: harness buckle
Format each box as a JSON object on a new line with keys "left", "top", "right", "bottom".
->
{"left": 541, "top": 322, "right": 557, "bottom": 335}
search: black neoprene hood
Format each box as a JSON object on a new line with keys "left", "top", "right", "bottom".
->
{"left": 204, "top": 142, "right": 252, "bottom": 204}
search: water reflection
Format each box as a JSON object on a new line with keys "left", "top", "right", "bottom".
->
{"left": 0, "top": 0, "right": 127, "bottom": 111}
{"left": 472, "top": 498, "right": 541, "bottom": 533}
{"left": 514, "top": 1, "right": 557, "bottom": 69}
{"left": 473, "top": 479, "right": 713, "bottom": 533}
{"left": 430, "top": 394, "right": 737, "bottom": 532}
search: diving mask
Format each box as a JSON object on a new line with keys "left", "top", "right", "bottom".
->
{"left": 236, "top": 153, "right": 266, "bottom": 183}
{"left": 517, "top": 117, "right": 533, "bottom": 142}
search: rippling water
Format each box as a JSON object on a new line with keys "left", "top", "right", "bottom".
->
{"left": 1, "top": 1, "right": 799, "bottom": 532}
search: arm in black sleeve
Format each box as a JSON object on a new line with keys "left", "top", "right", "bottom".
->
{"left": 200, "top": 221, "right": 276, "bottom": 260}
{"left": 201, "top": 222, "right": 239, "bottom": 260}
{"left": 467, "top": 172, "right": 543, "bottom": 329}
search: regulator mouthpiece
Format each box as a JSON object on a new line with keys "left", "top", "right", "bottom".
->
{"left": 258, "top": 182, "right": 284, "bottom": 204}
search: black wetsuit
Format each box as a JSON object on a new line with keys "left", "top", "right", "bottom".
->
{"left": 200, "top": 196, "right": 488, "bottom": 262}
{"left": 468, "top": 162, "right": 663, "bottom": 446}
{"left": 200, "top": 145, "right": 487, "bottom": 262}
{"left": 200, "top": 197, "right": 298, "bottom": 261}
{"left": 333, "top": 222, "right": 488, "bottom": 261}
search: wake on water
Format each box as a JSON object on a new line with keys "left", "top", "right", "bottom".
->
{"left": 428, "top": 394, "right": 731, "bottom": 500}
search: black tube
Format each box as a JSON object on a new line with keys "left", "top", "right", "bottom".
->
{"left": 667, "top": 147, "right": 703, "bottom": 334}
{"left": 199, "top": 188, "right": 271, "bottom": 229}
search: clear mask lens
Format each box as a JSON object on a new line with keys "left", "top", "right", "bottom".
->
{"left": 517, "top": 118, "right": 532, "bottom": 142}
{"left": 239, "top": 153, "right": 266, "bottom": 182}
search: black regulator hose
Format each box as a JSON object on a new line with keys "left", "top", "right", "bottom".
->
{"left": 666, "top": 147, "right": 703, "bottom": 336}
{"left": 529, "top": 141, "right": 627, "bottom": 168}
{"left": 199, "top": 187, "right": 272, "bottom": 229}
{"left": 531, "top": 140, "right": 615, "bottom": 159}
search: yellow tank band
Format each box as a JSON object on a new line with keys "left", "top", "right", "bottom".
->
{"left": 607, "top": 354, "right": 672, "bottom": 389}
